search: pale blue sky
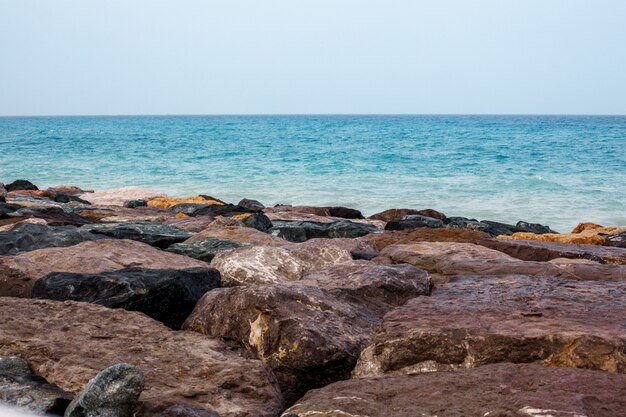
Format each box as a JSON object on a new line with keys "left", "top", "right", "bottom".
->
{"left": 1, "top": 0, "right": 625, "bottom": 116}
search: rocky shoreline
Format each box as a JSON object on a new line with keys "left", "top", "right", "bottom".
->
{"left": 0, "top": 179, "right": 625, "bottom": 417}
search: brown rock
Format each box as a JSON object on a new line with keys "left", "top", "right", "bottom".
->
{"left": 147, "top": 196, "right": 224, "bottom": 209}
{"left": 353, "top": 275, "right": 626, "bottom": 378}
{"left": 0, "top": 298, "right": 283, "bottom": 417}
{"left": 368, "top": 208, "right": 446, "bottom": 222}
{"left": 6, "top": 190, "right": 46, "bottom": 199}
{"left": 163, "top": 216, "right": 216, "bottom": 233}
{"left": 363, "top": 227, "right": 490, "bottom": 251}
{"left": 284, "top": 363, "right": 626, "bottom": 417}
{"left": 0, "top": 183, "right": 6, "bottom": 198}
{"left": 78, "top": 187, "right": 167, "bottom": 206}
{"left": 186, "top": 218, "right": 288, "bottom": 246}
{"left": 501, "top": 223, "right": 626, "bottom": 246}
{"left": 0, "top": 239, "right": 209, "bottom": 297}
{"left": 75, "top": 206, "right": 177, "bottom": 223}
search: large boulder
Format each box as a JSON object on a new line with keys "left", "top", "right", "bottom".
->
{"left": 270, "top": 220, "right": 379, "bottom": 243}
{"left": 283, "top": 363, "right": 626, "bottom": 417}
{"left": 0, "top": 223, "right": 106, "bottom": 256}
{"left": 362, "top": 227, "right": 490, "bottom": 251}
{"left": 147, "top": 196, "right": 224, "bottom": 210}
{"left": 64, "top": 363, "right": 144, "bottom": 417}
{"left": 5, "top": 180, "right": 38, "bottom": 192}
{"left": 80, "top": 222, "right": 192, "bottom": 249}
{"left": 265, "top": 205, "right": 363, "bottom": 220}
{"left": 0, "top": 239, "right": 209, "bottom": 297}
{"left": 0, "top": 356, "right": 72, "bottom": 415}
{"left": 166, "top": 239, "right": 251, "bottom": 263}
{"left": 353, "top": 275, "right": 626, "bottom": 378}
{"left": 210, "top": 240, "right": 352, "bottom": 286}
{"left": 8, "top": 206, "right": 94, "bottom": 227}
{"left": 163, "top": 216, "right": 215, "bottom": 233}
{"left": 32, "top": 267, "right": 221, "bottom": 329}
{"left": 186, "top": 218, "right": 288, "bottom": 246}
{"left": 0, "top": 298, "right": 283, "bottom": 417}
{"left": 501, "top": 223, "right": 626, "bottom": 246}
{"left": 369, "top": 208, "right": 446, "bottom": 222}
{"left": 384, "top": 215, "right": 446, "bottom": 231}
{"left": 78, "top": 187, "right": 167, "bottom": 207}
{"left": 237, "top": 199, "right": 265, "bottom": 212}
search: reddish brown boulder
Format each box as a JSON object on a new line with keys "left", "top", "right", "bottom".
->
{"left": 186, "top": 218, "right": 288, "bottom": 246}
{"left": 163, "top": 216, "right": 215, "bottom": 233}
{"left": 0, "top": 239, "right": 209, "bottom": 297}
{"left": 0, "top": 298, "right": 283, "bottom": 417}
{"left": 368, "top": 208, "right": 446, "bottom": 222}
{"left": 353, "top": 275, "right": 626, "bottom": 378}
{"left": 363, "top": 227, "right": 490, "bottom": 251}
{"left": 284, "top": 363, "right": 626, "bottom": 417}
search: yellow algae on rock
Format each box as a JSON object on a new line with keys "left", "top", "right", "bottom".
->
{"left": 147, "top": 196, "right": 224, "bottom": 209}
{"left": 233, "top": 213, "right": 252, "bottom": 220}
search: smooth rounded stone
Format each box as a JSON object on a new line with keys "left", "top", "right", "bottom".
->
{"left": 362, "top": 228, "right": 491, "bottom": 251}
{"left": 237, "top": 199, "right": 265, "bottom": 212}
{"left": 0, "top": 298, "right": 283, "bottom": 417}
{"left": 300, "top": 261, "right": 431, "bottom": 314}
{"left": 210, "top": 240, "right": 352, "bottom": 286}
{"left": 5, "top": 180, "right": 38, "bottom": 192}
{"left": 80, "top": 221, "right": 192, "bottom": 249}
{"left": 186, "top": 218, "right": 288, "bottom": 246}
{"left": 148, "top": 197, "right": 223, "bottom": 210}
{"left": 0, "top": 356, "right": 72, "bottom": 415}
{"left": 369, "top": 208, "right": 446, "bottom": 222}
{"left": 353, "top": 275, "right": 626, "bottom": 378}
{"left": 270, "top": 220, "right": 379, "bottom": 243}
{"left": 32, "top": 267, "right": 221, "bottom": 329}
{"left": 9, "top": 206, "right": 93, "bottom": 227}
{"left": 242, "top": 213, "right": 272, "bottom": 233}
{"left": 184, "top": 284, "right": 380, "bottom": 404}
{"left": 284, "top": 363, "right": 626, "bottom": 417}
{"left": 157, "top": 405, "right": 220, "bottom": 417}
{"left": 0, "top": 239, "right": 209, "bottom": 298}
{"left": 166, "top": 239, "right": 251, "bottom": 263}
{"left": 78, "top": 187, "right": 167, "bottom": 207}
{"left": 123, "top": 200, "right": 147, "bottom": 208}
{"left": 479, "top": 238, "right": 626, "bottom": 265}
{"left": 0, "top": 223, "right": 106, "bottom": 256}
{"left": 385, "top": 215, "right": 446, "bottom": 230}
{"left": 64, "top": 364, "right": 144, "bottom": 417}
{"left": 163, "top": 216, "right": 215, "bottom": 233}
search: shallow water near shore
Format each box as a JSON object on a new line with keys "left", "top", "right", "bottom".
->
{"left": 1, "top": 114, "right": 625, "bottom": 232}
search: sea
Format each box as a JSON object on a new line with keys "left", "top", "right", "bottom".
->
{"left": 1, "top": 115, "right": 625, "bottom": 232}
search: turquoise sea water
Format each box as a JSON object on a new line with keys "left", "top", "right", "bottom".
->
{"left": 1, "top": 115, "right": 625, "bottom": 232}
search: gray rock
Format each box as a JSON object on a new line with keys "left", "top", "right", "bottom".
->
{"left": 385, "top": 215, "right": 446, "bottom": 230}
{"left": 270, "top": 220, "right": 378, "bottom": 243}
{"left": 237, "top": 198, "right": 265, "bottom": 212}
{"left": 166, "top": 239, "right": 251, "bottom": 263}
{"left": 123, "top": 200, "right": 147, "bottom": 208}
{"left": 170, "top": 203, "right": 210, "bottom": 215}
{"left": 64, "top": 363, "right": 144, "bottom": 417}
{"left": 0, "top": 356, "right": 72, "bottom": 415}
{"left": 32, "top": 267, "right": 221, "bottom": 329}
{"left": 0, "top": 183, "right": 7, "bottom": 198}
{"left": 157, "top": 405, "right": 221, "bottom": 417}
{"left": 5, "top": 180, "right": 38, "bottom": 192}
{"left": 81, "top": 221, "right": 192, "bottom": 249}
{"left": 242, "top": 213, "right": 273, "bottom": 232}
{"left": 0, "top": 223, "right": 106, "bottom": 256}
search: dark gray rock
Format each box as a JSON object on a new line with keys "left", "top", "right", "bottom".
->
{"left": 0, "top": 183, "right": 6, "bottom": 198}
{"left": 157, "top": 405, "right": 221, "bottom": 417}
{"left": 189, "top": 204, "right": 254, "bottom": 218}
{"left": 81, "top": 221, "right": 192, "bottom": 249}
{"left": 123, "top": 200, "right": 147, "bottom": 208}
{"left": 325, "top": 220, "right": 379, "bottom": 238}
{"left": 326, "top": 206, "right": 364, "bottom": 219}
{"left": 385, "top": 215, "right": 446, "bottom": 230}
{"left": 0, "top": 223, "right": 106, "bottom": 256}
{"left": 0, "top": 203, "right": 23, "bottom": 219}
{"left": 9, "top": 206, "right": 93, "bottom": 226}
{"left": 0, "top": 197, "right": 5, "bottom": 203}
{"left": 64, "top": 363, "right": 144, "bottom": 417}
{"left": 170, "top": 203, "right": 210, "bottom": 215}
{"left": 5, "top": 180, "right": 38, "bottom": 192}
{"left": 0, "top": 356, "right": 72, "bottom": 415}
{"left": 166, "top": 239, "right": 251, "bottom": 263}
{"left": 32, "top": 267, "right": 221, "bottom": 329}
{"left": 606, "top": 231, "right": 626, "bottom": 248}
{"left": 270, "top": 220, "right": 378, "bottom": 243}
{"left": 242, "top": 213, "right": 273, "bottom": 232}
{"left": 237, "top": 198, "right": 265, "bottom": 212}
{"left": 515, "top": 220, "right": 557, "bottom": 234}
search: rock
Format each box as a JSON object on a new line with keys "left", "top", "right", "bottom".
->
{"left": 284, "top": 363, "right": 626, "bottom": 417}
{"left": 9, "top": 206, "right": 94, "bottom": 227}
{"left": 606, "top": 230, "right": 626, "bottom": 248}
{"left": 211, "top": 240, "right": 352, "bottom": 286}
{"left": 166, "top": 239, "right": 251, "bottom": 263}
{"left": 78, "top": 187, "right": 167, "bottom": 207}
{"left": 0, "top": 202, "right": 24, "bottom": 219}
{"left": 147, "top": 197, "right": 223, "bottom": 210}
{"left": 64, "top": 363, "right": 144, "bottom": 417}
{"left": 75, "top": 206, "right": 176, "bottom": 223}
{"left": 501, "top": 223, "right": 626, "bottom": 246}
{"left": 169, "top": 204, "right": 209, "bottom": 215}
{"left": 5, "top": 180, "right": 38, "bottom": 192}
{"left": 362, "top": 227, "right": 491, "bottom": 251}
{"left": 385, "top": 215, "right": 446, "bottom": 230}
{"left": 184, "top": 284, "right": 380, "bottom": 404}
{"left": 80, "top": 221, "right": 192, "bottom": 249}
{"left": 0, "top": 239, "right": 209, "bottom": 298}
{"left": 0, "top": 218, "right": 48, "bottom": 232}
{"left": 0, "top": 356, "right": 72, "bottom": 415}
{"left": 369, "top": 208, "right": 446, "bottom": 222}
{"left": 270, "top": 220, "right": 379, "bottom": 243}
{"left": 157, "top": 405, "right": 220, "bottom": 417}
{"left": 189, "top": 204, "right": 254, "bottom": 218}
{"left": 265, "top": 205, "right": 363, "bottom": 220}
{"left": 353, "top": 275, "right": 626, "bottom": 378}
{"left": 237, "top": 199, "right": 265, "bottom": 212}
{"left": 0, "top": 184, "right": 7, "bottom": 198}
{"left": 515, "top": 220, "right": 557, "bottom": 234}
{"left": 43, "top": 185, "right": 91, "bottom": 199}
{"left": 123, "top": 200, "right": 147, "bottom": 208}
{"left": 186, "top": 218, "right": 288, "bottom": 246}
{"left": 163, "top": 216, "right": 215, "bottom": 233}
{"left": 0, "top": 197, "right": 4, "bottom": 204}
{"left": 0, "top": 222, "right": 106, "bottom": 256}
{"left": 479, "top": 238, "right": 626, "bottom": 265}
{"left": 33, "top": 267, "right": 221, "bottom": 329}
{"left": 6, "top": 190, "right": 46, "bottom": 199}
{"left": 242, "top": 213, "right": 272, "bottom": 233}
{"left": 0, "top": 298, "right": 283, "bottom": 417}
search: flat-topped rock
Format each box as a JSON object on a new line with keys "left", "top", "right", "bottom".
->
{"left": 480, "top": 238, "right": 626, "bottom": 265}
{"left": 147, "top": 196, "right": 224, "bottom": 209}
{"left": 0, "top": 298, "right": 282, "bottom": 417}
{"left": 78, "top": 187, "right": 167, "bottom": 207}
{"left": 265, "top": 205, "right": 363, "bottom": 219}
{"left": 269, "top": 220, "right": 379, "bottom": 243}
{"left": 8, "top": 206, "right": 94, "bottom": 227}
{"left": 369, "top": 208, "right": 446, "bottom": 222}
{"left": 186, "top": 218, "right": 288, "bottom": 246}
{"left": 163, "top": 216, "right": 215, "bottom": 233}
{"left": 353, "top": 275, "right": 626, "bottom": 378}
{"left": 81, "top": 221, "right": 192, "bottom": 249}
{"left": 210, "top": 240, "right": 352, "bottom": 286}
{"left": 363, "top": 227, "right": 490, "bottom": 251}
{"left": 0, "top": 239, "right": 209, "bottom": 297}
{"left": 501, "top": 223, "right": 626, "bottom": 246}
{"left": 166, "top": 239, "right": 251, "bottom": 263}
{"left": 0, "top": 222, "right": 106, "bottom": 255}
{"left": 5, "top": 180, "right": 38, "bottom": 192}
{"left": 284, "top": 363, "right": 626, "bottom": 417}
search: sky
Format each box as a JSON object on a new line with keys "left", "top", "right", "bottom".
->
{"left": 1, "top": 0, "right": 625, "bottom": 116}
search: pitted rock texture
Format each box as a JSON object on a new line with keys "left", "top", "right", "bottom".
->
{"left": 353, "top": 275, "right": 626, "bottom": 378}
{"left": 284, "top": 363, "right": 626, "bottom": 417}
{"left": 0, "top": 239, "right": 209, "bottom": 297}
{"left": 81, "top": 222, "right": 192, "bottom": 249}
{"left": 0, "top": 298, "right": 283, "bottom": 417}
{"left": 210, "top": 240, "right": 352, "bottom": 286}
{"left": 32, "top": 267, "right": 221, "bottom": 329}
{"left": 0, "top": 223, "right": 106, "bottom": 256}
{"left": 186, "top": 218, "right": 288, "bottom": 246}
